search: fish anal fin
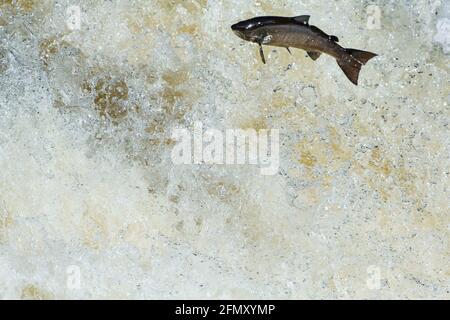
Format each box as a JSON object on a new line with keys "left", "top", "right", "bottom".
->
{"left": 307, "top": 51, "right": 322, "bottom": 61}
{"left": 292, "top": 15, "right": 310, "bottom": 25}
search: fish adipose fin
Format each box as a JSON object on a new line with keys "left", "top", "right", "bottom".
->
{"left": 307, "top": 51, "right": 322, "bottom": 61}
{"left": 292, "top": 15, "right": 310, "bottom": 25}
{"left": 337, "top": 49, "right": 377, "bottom": 85}
{"left": 329, "top": 35, "right": 339, "bottom": 42}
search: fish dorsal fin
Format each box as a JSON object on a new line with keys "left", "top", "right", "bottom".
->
{"left": 292, "top": 15, "right": 310, "bottom": 25}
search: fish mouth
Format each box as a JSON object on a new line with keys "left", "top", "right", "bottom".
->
{"left": 231, "top": 24, "right": 248, "bottom": 40}
{"left": 231, "top": 23, "right": 248, "bottom": 33}
{"left": 231, "top": 23, "right": 242, "bottom": 31}
{"left": 233, "top": 30, "right": 247, "bottom": 41}
{"left": 232, "top": 29, "right": 243, "bottom": 37}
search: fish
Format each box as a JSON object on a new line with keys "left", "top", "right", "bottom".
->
{"left": 231, "top": 15, "right": 378, "bottom": 85}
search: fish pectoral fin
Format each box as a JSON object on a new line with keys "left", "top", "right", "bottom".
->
{"left": 286, "top": 47, "right": 292, "bottom": 55}
{"left": 307, "top": 51, "right": 322, "bottom": 61}
{"left": 259, "top": 44, "right": 266, "bottom": 64}
{"left": 292, "top": 15, "right": 310, "bottom": 25}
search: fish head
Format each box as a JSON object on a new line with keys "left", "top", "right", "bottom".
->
{"left": 231, "top": 17, "right": 270, "bottom": 42}
{"left": 231, "top": 21, "right": 253, "bottom": 41}
{"left": 232, "top": 16, "right": 287, "bottom": 43}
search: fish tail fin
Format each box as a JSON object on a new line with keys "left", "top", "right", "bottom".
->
{"left": 346, "top": 48, "right": 378, "bottom": 65}
{"left": 337, "top": 49, "right": 377, "bottom": 85}
{"left": 337, "top": 56, "right": 362, "bottom": 85}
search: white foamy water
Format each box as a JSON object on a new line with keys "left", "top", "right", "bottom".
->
{"left": 0, "top": 0, "right": 449, "bottom": 299}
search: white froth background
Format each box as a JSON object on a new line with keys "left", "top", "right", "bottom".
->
{"left": 0, "top": 0, "right": 449, "bottom": 299}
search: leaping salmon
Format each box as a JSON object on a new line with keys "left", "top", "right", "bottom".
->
{"left": 231, "top": 15, "right": 378, "bottom": 85}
